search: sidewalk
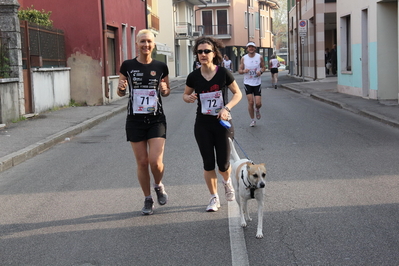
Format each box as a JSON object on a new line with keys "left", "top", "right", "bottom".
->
{"left": 281, "top": 76, "right": 399, "bottom": 128}
{"left": 1, "top": 75, "right": 398, "bottom": 173}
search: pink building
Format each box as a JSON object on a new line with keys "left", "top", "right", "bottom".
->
{"left": 19, "top": 0, "right": 146, "bottom": 105}
{"left": 195, "top": 0, "right": 279, "bottom": 71}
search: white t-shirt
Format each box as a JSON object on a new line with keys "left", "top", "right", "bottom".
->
{"left": 243, "top": 53, "right": 262, "bottom": 86}
{"left": 270, "top": 58, "right": 279, "bottom": 68}
{"left": 223, "top": 59, "right": 232, "bottom": 70}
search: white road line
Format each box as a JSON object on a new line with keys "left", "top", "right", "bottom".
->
{"left": 228, "top": 200, "right": 250, "bottom": 266}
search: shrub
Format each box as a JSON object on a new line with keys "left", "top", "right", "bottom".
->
{"left": 18, "top": 5, "right": 53, "bottom": 27}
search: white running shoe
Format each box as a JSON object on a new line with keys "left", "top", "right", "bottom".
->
{"left": 206, "top": 197, "right": 220, "bottom": 212}
{"left": 223, "top": 181, "right": 235, "bottom": 201}
{"left": 255, "top": 108, "right": 261, "bottom": 120}
{"left": 250, "top": 120, "right": 256, "bottom": 127}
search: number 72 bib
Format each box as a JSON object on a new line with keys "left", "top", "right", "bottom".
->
{"left": 200, "top": 91, "right": 224, "bottom": 116}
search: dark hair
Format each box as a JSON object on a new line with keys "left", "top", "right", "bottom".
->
{"left": 193, "top": 36, "right": 224, "bottom": 65}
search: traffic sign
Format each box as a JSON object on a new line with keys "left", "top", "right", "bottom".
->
{"left": 299, "top": 19, "right": 307, "bottom": 36}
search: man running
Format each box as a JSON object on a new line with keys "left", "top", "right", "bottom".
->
{"left": 239, "top": 42, "right": 265, "bottom": 127}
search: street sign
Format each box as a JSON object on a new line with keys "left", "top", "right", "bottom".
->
{"left": 299, "top": 19, "right": 307, "bottom": 36}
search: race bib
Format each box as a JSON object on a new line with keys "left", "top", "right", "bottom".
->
{"left": 200, "top": 91, "right": 224, "bottom": 116}
{"left": 133, "top": 89, "right": 158, "bottom": 114}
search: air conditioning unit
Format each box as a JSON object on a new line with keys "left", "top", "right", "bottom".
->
{"left": 192, "top": 31, "right": 202, "bottom": 37}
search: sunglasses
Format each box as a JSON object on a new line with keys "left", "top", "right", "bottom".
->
{"left": 197, "top": 49, "right": 213, "bottom": 54}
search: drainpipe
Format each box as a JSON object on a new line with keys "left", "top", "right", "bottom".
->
{"left": 247, "top": 0, "right": 250, "bottom": 42}
{"left": 313, "top": 0, "right": 317, "bottom": 80}
{"left": 287, "top": 0, "right": 290, "bottom": 74}
{"left": 259, "top": 2, "right": 261, "bottom": 49}
{"left": 297, "top": 0, "right": 302, "bottom": 77}
{"left": 296, "top": 1, "right": 299, "bottom": 76}
{"left": 144, "top": 0, "right": 148, "bottom": 29}
{"left": 101, "top": 0, "right": 109, "bottom": 99}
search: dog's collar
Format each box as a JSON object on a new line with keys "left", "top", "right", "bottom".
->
{"left": 241, "top": 169, "right": 258, "bottom": 193}
{"left": 250, "top": 188, "right": 256, "bottom": 198}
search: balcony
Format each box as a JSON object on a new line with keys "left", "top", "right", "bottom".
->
{"left": 172, "top": 0, "right": 209, "bottom": 5}
{"left": 197, "top": 24, "right": 232, "bottom": 39}
{"left": 259, "top": 0, "right": 279, "bottom": 9}
{"left": 175, "top": 22, "right": 193, "bottom": 39}
{"left": 149, "top": 12, "right": 159, "bottom": 32}
{"left": 199, "top": 0, "right": 231, "bottom": 7}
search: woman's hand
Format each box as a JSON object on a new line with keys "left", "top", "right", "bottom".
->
{"left": 217, "top": 107, "right": 230, "bottom": 121}
{"left": 184, "top": 92, "right": 198, "bottom": 103}
{"left": 117, "top": 80, "right": 127, "bottom": 97}
{"left": 160, "top": 79, "right": 170, "bottom": 97}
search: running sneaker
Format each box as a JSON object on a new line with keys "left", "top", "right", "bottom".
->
{"left": 275, "top": 85, "right": 277, "bottom": 89}
{"left": 154, "top": 185, "right": 168, "bottom": 205}
{"left": 223, "top": 181, "right": 235, "bottom": 201}
{"left": 250, "top": 120, "right": 256, "bottom": 127}
{"left": 255, "top": 108, "right": 261, "bottom": 120}
{"left": 142, "top": 198, "right": 154, "bottom": 215}
{"left": 206, "top": 197, "right": 220, "bottom": 212}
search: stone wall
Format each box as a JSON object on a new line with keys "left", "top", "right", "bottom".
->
{"left": 0, "top": 0, "right": 24, "bottom": 124}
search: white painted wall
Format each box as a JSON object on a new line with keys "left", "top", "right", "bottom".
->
{"left": 32, "top": 68, "right": 71, "bottom": 113}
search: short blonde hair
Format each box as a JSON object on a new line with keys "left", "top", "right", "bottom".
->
{"left": 136, "top": 29, "right": 154, "bottom": 43}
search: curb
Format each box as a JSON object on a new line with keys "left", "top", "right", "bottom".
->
{"left": 0, "top": 105, "right": 126, "bottom": 173}
{"left": 281, "top": 84, "right": 399, "bottom": 129}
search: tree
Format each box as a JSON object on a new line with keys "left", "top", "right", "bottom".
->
{"left": 273, "top": 0, "right": 288, "bottom": 51}
{"left": 18, "top": 5, "right": 53, "bottom": 27}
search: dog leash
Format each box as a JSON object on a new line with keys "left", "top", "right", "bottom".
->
{"left": 233, "top": 137, "right": 253, "bottom": 162}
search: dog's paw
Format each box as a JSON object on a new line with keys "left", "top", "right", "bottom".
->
{"left": 255, "top": 232, "right": 264, "bottom": 239}
{"left": 241, "top": 222, "right": 248, "bottom": 228}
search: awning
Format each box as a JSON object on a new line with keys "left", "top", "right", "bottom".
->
{"left": 155, "top": 42, "right": 172, "bottom": 57}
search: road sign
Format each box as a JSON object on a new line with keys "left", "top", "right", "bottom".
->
{"left": 299, "top": 19, "right": 307, "bottom": 36}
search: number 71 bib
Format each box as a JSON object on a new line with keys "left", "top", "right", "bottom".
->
{"left": 133, "top": 89, "right": 158, "bottom": 114}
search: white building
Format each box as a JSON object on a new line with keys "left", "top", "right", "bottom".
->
{"left": 337, "top": 0, "right": 398, "bottom": 101}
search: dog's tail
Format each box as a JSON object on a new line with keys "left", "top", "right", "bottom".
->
{"left": 229, "top": 137, "right": 240, "bottom": 163}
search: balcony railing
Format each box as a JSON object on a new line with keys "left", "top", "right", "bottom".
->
{"left": 149, "top": 12, "right": 159, "bottom": 32}
{"left": 197, "top": 24, "right": 232, "bottom": 39}
{"left": 175, "top": 22, "right": 193, "bottom": 37}
{"left": 201, "top": 0, "right": 230, "bottom": 6}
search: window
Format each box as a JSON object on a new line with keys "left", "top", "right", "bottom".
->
{"left": 250, "top": 13, "right": 254, "bottom": 37}
{"left": 202, "top": 10, "right": 213, "bottom": 35}
{"left": 106, "top": 27, "right": 117, "bottom": 75}
{"left": 217, "top": 10, "right": 228, "bottom": 35}
{"left": 340, "top": 15, "right": 352, "bottom": 71}
{"left": 131, "top": 27, "right": 136, "bottom": 59}
{"left": 255, "top": 12, "right": 260, "bottom": 30}
{"left": 244, "top": 11, "right": 248, "bottom": 29}
{"left": 122, "top": 24, "right": 128, "bottom": 61}
{"left": 260, "top": 15, "right": 265, "bottom": 38}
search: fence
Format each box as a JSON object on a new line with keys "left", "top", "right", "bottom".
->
{"left": 20, "top": 21, "right": 66, "bottom": 68}
{"left": 0, "top": 30, "right": 11, "bottom": 78}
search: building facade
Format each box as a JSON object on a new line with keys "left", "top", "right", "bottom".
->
{"left": 288, "top": 0, "right": 337, "bottom": 80}
{"left": 337, "top": 0, "right": 398, "bottom": 101}
{"left": 289, "top": 0, "right": 398, "bottom": 102}
{"left": 19, "top": 0, "right": 146, "bottom": 106}
{"left": 172, "top": 0, "right": 279, "bottom": 76}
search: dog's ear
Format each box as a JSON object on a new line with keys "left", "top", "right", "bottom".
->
{"left": 246, "top": 162, "right": 252, "bottom": 170}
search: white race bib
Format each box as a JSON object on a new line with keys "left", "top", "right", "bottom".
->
{"left": 200, "top": 91, "right": 224, "bottom": 116}
{"left": 133, "top": 89, "right": 158, "bottom": 114}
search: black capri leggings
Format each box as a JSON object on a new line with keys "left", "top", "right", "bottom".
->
{"left": 194, "top": 117, "right": 234, "bottom": 172}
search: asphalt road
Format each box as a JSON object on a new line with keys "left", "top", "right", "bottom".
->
{"left": 1, "top": 72, "right": 399, "bottom": 265}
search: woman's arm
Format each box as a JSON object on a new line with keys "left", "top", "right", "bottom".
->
{"left": 117, "top": 73, "right": 127, "bottom": 97}
{"left": 218, "top": 80, "right": 242, "bottom": 120}
{"left": 183, "top": 85, "right": 197, "bottom": 103}
{"left": 160, "top": 76, "right": 170, "bottom": 97}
